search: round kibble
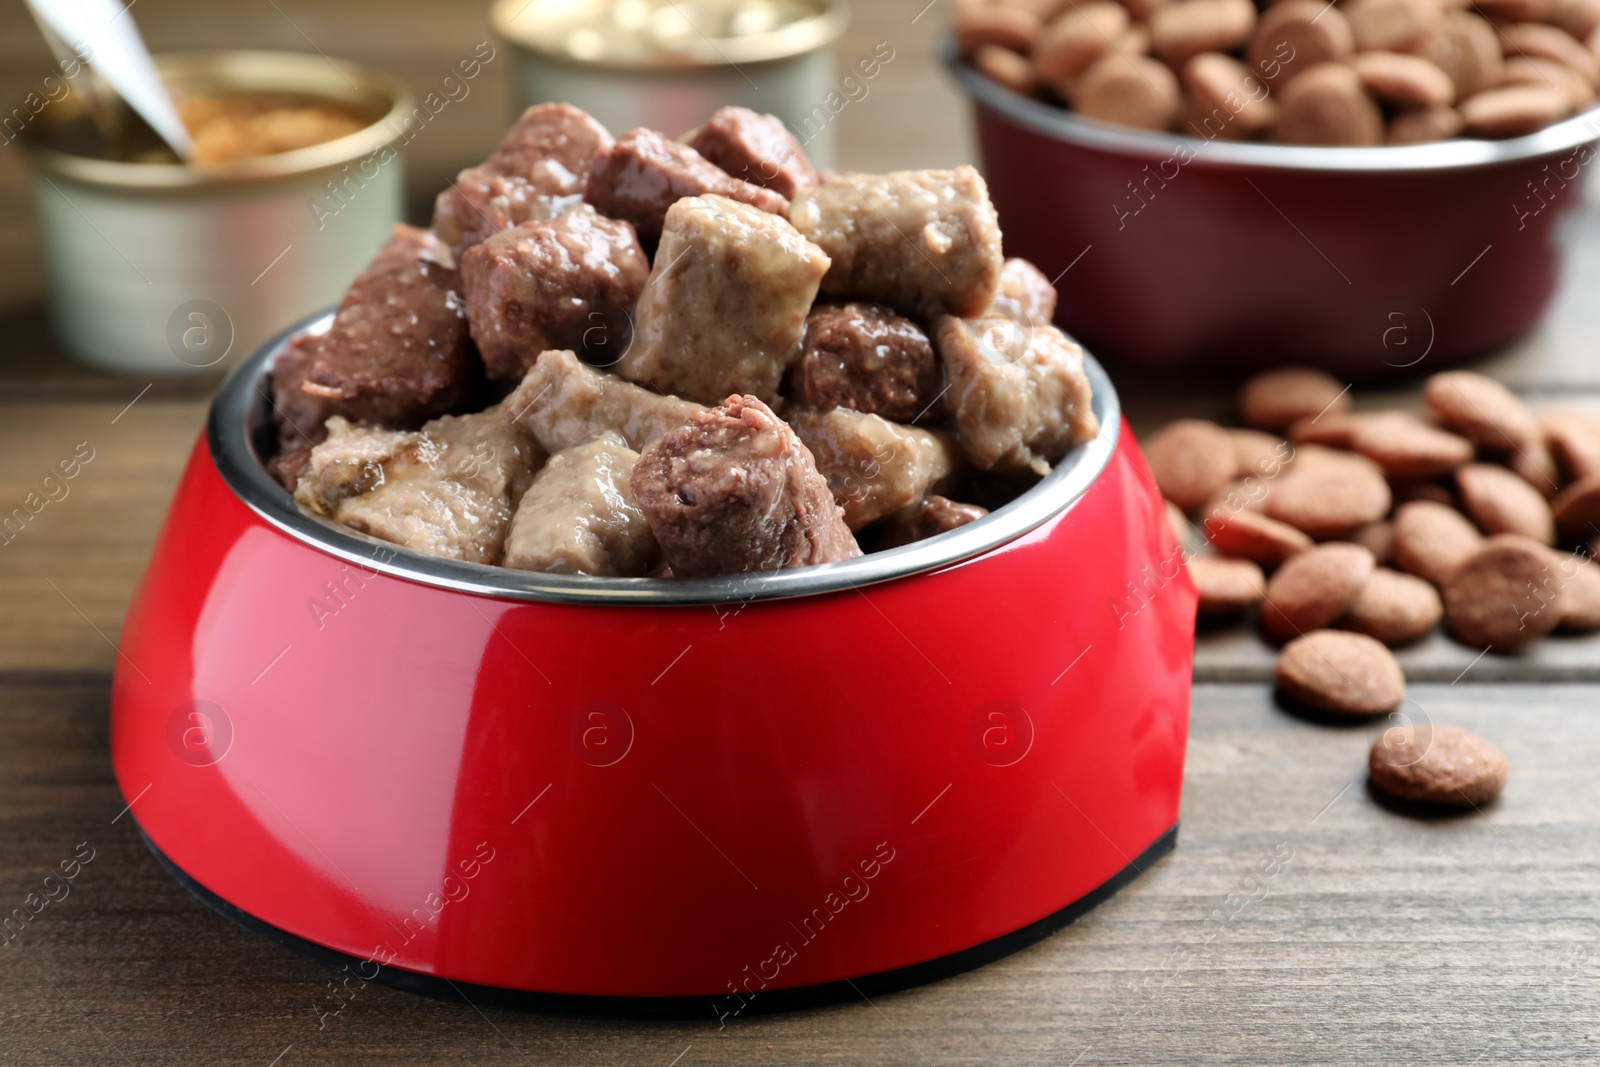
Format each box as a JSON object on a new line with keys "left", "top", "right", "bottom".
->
{"left": 958, "top": 4, "right": 1043, "bottom": 55}
{"left": 1261, "top": 542, "right": 1377, "bottom": 639}
{"left": 1551, "top": 473, "right": 1600, "bottom": 541}
{"left": 1348, "top": 410, "right": 1474, "bottom": 477}
{"left": 1392, "top": 499, "right": 1483, "bottom": 587}
{"left": 1442, "top": 533, "right": 1563, "bottom": 650}
{"left": 1202, "top": 477, "right": 1271, "bottom": 518}
{"left": 1229, "top": 427, "right": 1292, "bottom": 478}
{"left": 1543, "top": 410, "right": 1600, "bottom": 481}
{"left": 1422, "top": 370, "right": 1540, "bottom": 452}
{"left": 1190, "top": 554, "right": 1268, "bottom": 614}
{"left": 1352, "top": 51, "right": 1457, "bottom": 107}
{"left": 1071, "top": 52, "right": 1184, "bottom": 131}
{"left": 1389, "top": 104, "right": 1465, "bottom": 142}
{"left": 1413, "top": 13, "right": 1505, "bottom": 99}
{"left": 975, "top": 44, "right": 1041, "bottom": 95}
{"left": 1263, "top": 446, "right": 1392, "bottom": 538}
{"left": 1369, "top": 724, "right": 1508, "bottom": 806}
{"left": 1150, "top": 0, "right": 1260, "bottom": 68}
{"left": 1275, "top": 629, "right": 1406, "bottom": 715}
{"left": 1501, "top": 57, "right": 1596, "bottom": 112}
{"left": 1340, "top": 566, "right": 1443, "bottom": 645}
{"left": 1184, "top": 52, "right": 1280, "bottom": 134}
{"left": 1456, "top": 462, "right": 1556, "bottom": 544}
{"left": 1033, "top": 3, "right": 1129, "bottom": 90}
{"left": 1459, "top": 83, "right": 1573, "bottom": 137}
{"left": 1274, "top": 62, "right": 1386, "bottom": 145}
{"left": 1144, "top": 418, "right": 1239, "bottom": 512}
{"left": 1238, "top": 367, "right": 1350, "bottom": 431}
{"left": 1204, "top": 507, "right": 1315, "bottom": 565}
{"left": 1249, "top": 2, "right": 1357, "bottom": 87}
{"left": 1344, "top": 0, "right": 1443, "bottom": 52}
{"left": 1498, "top": 22, "right": 1600, "bottom": 88}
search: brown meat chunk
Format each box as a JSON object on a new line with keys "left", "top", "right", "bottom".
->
{"left": 684, "top": 106, "right": 819, "bottom": 199}
{"left": 788, "top": 167, "right": 1004, "bottom": 320}
{"left": 615, "top": 195, "right": 829, "bottom": 406}
{"left": 583, "top": 128, "right": 789, "bottom": 250}
{"left": 431, "top": 103, "right": 612, "bottom": 254}
{"left": 460, "top": 205, "right": 649, "bottom": 382}
{"left": 297, "top": 225, "right": 473, "bottom": 429}
{"left": 786, "top": 303, "right": 941, "bottom": 424}
{"left": 502, "top": 431, "right": 657, "bottom": 576}
{"left": 786, "top": 406, "right": 959, "bottom": 530}
{"left": 630, "top": 394, "right": 860, "bottom": 576}
{"left": 503, "top": 349, "right": 705, "bottom": 455}
{"left": 269, "top": 332, "right": 334, "bottom": 451}
{"left": 935, "top": 317, "right": 1099, "bottom": 475}
{"left": 267, "top": 446, "right": 314, "bottom": 492}
{"left": 876, "top": 495, "right": 989, "bottom": 549}
{"left": 295, "top": 409, "right": 542, "bottom": 565}
{"left": 994, "top": 257, "right": 1057, "bottom": 328}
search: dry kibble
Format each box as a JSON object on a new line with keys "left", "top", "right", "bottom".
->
{"left": 1544, "top": 410, "right": 1600, "bottom": 481}
{"left": 1344, "top": 0, "right": 1443, "bottom": 52}
{"left": 1238, "top": 367, "right": 1350, "bottom": 430}
{"left": 1459, "top": 83, "right": 1573, "bottom": 136}
{"left": 1189, "top": 554, "right": 1268, "bottom": 614}
{"left": 1184, "top": 53, "right": 1280, "bottom": 134}
{"left": 1263, "top": 446, "right": 1392, "bottom": 538}
{"left": 957, "top": 4, "right": 1043, "bottom": 55}
{"left": 1260, "top": 542, "right": 1377, "bottom": 639}
{"left": 1032, "top": 3, "right": 1129, "bottom": 90}
{"left": 1248, "top": 1, "right": 1356, "bottom": 86}
{"left": 1551, "top": 473, "right": 1600, "bottom": 541}
{"left": 1369, "top": 724, "right": 1508, "bottom": 806}
{"left": 1348, "top": 411, "right": 1474, "bottom": 477}
{"left": 1551, "top": 0, "right": 1600, "bottom": 41}
{"left": 1422, "top": 370, "right": 1540, "bottom": 451}
{"left": 1204, "top": 508, "right": 1316, "bottom": 565}
{"left": 1144, "top": 418, "right": 1239, "bottom": 512}
{"left": 1456, "top": 462, "right": 1556, "bottom": 544}
{"left": 1274, "top": 62, "right": 1386, "bottom": 145}
{"left": 1340, "top": 566, "right": 1443, "bottom": 644}
{"left": 1498, "top": 23, "right": 1600, "bottom": 88}
{"left": 1510, "top": 437, "right": 1562, "bottom": 499}
{"left": 1350, "top": 519, "right": 1395, "bottom": 564}
{"left": 1071, "top": 52, "right": 1184, "bottom": 131}
{"left": 1389, "top": 104, "right": 1466, "bottom": 142}
{"left": 975, "top": 44, "right": 1041, "bottom": 96}
{"left": 1288, "top": 410, "right": 1364, "bottom": 448}
{"left": 1501, "top": 57, "right": 1597, "bottom": 112}
{"left": 1275, "top": 629, "right": 1406, "bottom": 714}
{"left": 1228, "top": 428, "right": 1292, "bottom": 478}
{"left": 1150, "top": 0, "right": 1260, "bottom": 68}
{"left": 1442, "top": 533, "right": 1563, "bottom": 650}
{"left": 1352, "top": 51, "right": 1457, "bottom": 107}
{"left": 1392, "top": 499, "right": 1483, "bottom": 586}
{"left": 1412, "top": 13, "right": 1505, "bottom": 99}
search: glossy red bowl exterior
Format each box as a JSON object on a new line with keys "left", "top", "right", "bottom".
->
{"left": 948, "top": 47, "right": 1600, "bottom": 376}
{"left": 110, "top": 317, "right": 1196, "bottom": 1015}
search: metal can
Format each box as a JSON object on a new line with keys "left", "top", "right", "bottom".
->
{"left": 492, "top": 0, "right": 848, "bottom": 167}
{"left": 18, "top": 51, "right": 413, "bottom": 376}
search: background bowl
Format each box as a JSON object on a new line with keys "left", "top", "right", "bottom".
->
{"left": 947, "top": 42, "right": 1600, "bottom": 377}
{"left": 108, "top": 313, "right": 1196, "bottom": 1011}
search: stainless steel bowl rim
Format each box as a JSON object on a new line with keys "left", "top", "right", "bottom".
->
{"left": 210, "top": 309, "right": 1123, "bottom": 606}
{"left": 19, "top": 50, "right": 415, "bottom": 190}
{"left": 945, "top": 38, "right": 1600, "bottom": 173}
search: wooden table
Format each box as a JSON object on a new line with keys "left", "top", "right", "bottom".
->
{"left": 2, "top": 3, "right": 1597, "bottom": 1063}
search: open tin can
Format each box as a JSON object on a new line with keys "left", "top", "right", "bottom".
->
{"left": 19, "top": 51, "right": 412, "bottom": 376}
{"left": 492, "top": 0, "right": 849, "bottom": 167}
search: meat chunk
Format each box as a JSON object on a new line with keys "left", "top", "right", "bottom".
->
{"left": 583, "top": 128, "right": 790, "bottom": 250}
{"left": 503, "top": 349, "right": 705, "bottom": 454}
{"left": 268, "top": 331, "right": 334, "bottom": 451}
{"left": 935, "top": 318, "right": 1099, "bottom": 476}
{"left": 432, "top": 103, "right": 612, "bottom": 254}
{"left": 631, "top": 394, "right": 861, "bottom": 576}
{"left": 295, "top": 409, "right": 542, "bottom": 565}
{"left": 503, "top": 431, "right": 658, "bottom": 576}
{"left": 296, "top": 225, "right": 473, "bottom": 428}
{"left": 787, "top": 167, "right": 1004, "bottom": 320}
{"left": 994, "top": 257, "right": 1057, "bottom": 328}
{"left": 460, "top": 205, "right": 649, "bottom": 381}
{"left": 267, "top": 445, "right": 314, "bottom": 492}
{"left": 786, "top": 406, "right": 960, "bottom": 529}
{"left": 876, "top": 495, "right": 990, "bottom": 549}
{"left": 684, "top": 106, "right": 819, "bottom": 199}
{"left": 615, "top": 195, "right": 829, "bottom": 405}
{"left": 786, "top": 303, "right": 942, "bottom": 424}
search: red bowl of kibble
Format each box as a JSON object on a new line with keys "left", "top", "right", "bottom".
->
{"left": 945, "top": 0, "right": 1600, "bottom": 373}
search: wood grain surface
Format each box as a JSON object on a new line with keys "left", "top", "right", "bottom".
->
{"left": 1, "top": 0, "right": 1598, "bottom": 1062}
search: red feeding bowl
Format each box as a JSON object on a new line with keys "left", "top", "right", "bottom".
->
{"left": 947, "top": 43, "right": 1600, "bottom": 376}
{"left": 110, "top": 313, "right": 1196, "bottom": 1016}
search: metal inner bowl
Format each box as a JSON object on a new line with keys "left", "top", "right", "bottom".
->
{"left": 943, "top": 36, "right": 1600, "bottom": 172}
{"left": 210, "top": 311, "right": 1122, "bottom": 606}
